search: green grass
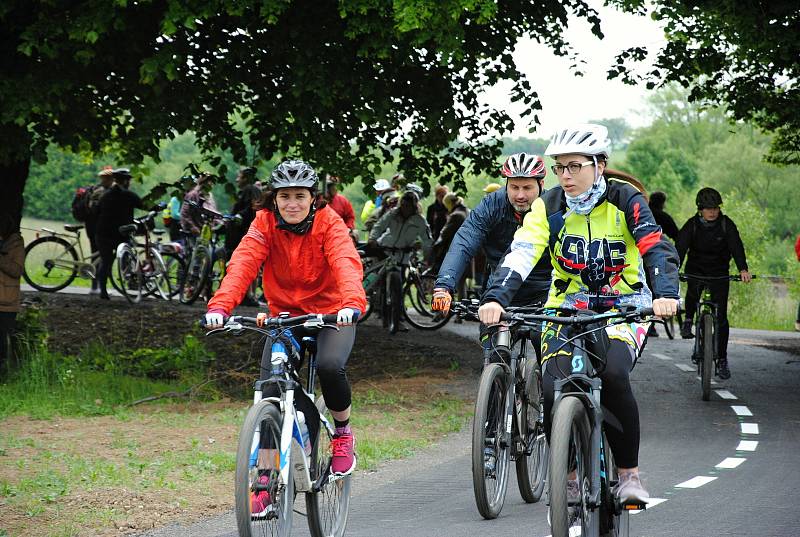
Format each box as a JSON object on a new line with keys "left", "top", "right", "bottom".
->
{"left": 727, "top": 278, "right": 797, "bottom": 331}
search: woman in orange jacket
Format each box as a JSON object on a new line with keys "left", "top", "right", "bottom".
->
{"left": 205, "top": 160, "right": 366, "bottom": 483}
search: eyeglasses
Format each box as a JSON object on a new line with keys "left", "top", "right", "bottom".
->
{"left": 550, "top": 161, "right": 594, "bottom": 176}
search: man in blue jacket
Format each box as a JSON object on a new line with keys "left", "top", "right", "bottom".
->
{"left": 431, "top": 153, "right": 553, "bottom": 313}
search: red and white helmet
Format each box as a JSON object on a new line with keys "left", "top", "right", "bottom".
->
{"left": 501, "top": 153, "right": 547, "bottom": 179}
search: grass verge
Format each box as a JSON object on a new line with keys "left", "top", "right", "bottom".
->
{"left": 0, "top": 370, "right": 472, "bottom": 537}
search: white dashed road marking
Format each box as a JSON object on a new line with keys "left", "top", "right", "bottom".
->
{"left": 736, "top": 440, "right": 758, "bottom": 451}
{"left": 716, "top": 457, "right": 747, "bottom": 469}
{"left": 652, "top": 352, "right": 672, "bottom": 361}
{"left": 731, "top": 405, "right": 753, "bottom": 416}
{"left": 676, "top": 476, "right": 718, "bottom": 488}
{"left": 740, "top": 423, "right": 759, "bottom": 434}
{"left": 630, "top": 497, "right": 668, "bottom": 514}
{"left": 714, "top": 389, "right": 737, "bottom": 400}
{"left": 674, "top": 363, "right": 695, "bottom": 372}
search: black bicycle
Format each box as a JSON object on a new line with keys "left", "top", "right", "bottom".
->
{"left": 497, "top": 307, "right": 655, "bottom": 537}
{"left": 680, "top": 273, "right": 753, "bottom": 400}
{"left": 452, "top": 301, "right": 548, "bottom": 519}
{"left": 206, "top": 313, "right": 352, "bottom": 537}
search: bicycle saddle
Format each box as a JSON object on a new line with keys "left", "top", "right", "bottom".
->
{"left": 64, "top": 224, "right": 83, "bottom": 232}
{"left": 118, "top": 224, "right": 137, "bottom": 235}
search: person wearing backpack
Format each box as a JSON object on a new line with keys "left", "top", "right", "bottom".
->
{"left": 95, "top": 168, "right": 144, "bottom": 300}
{"left": 83, "top": 167, "right": 114, "bottom": 293}
{"left": 676, "top": 187, "right": 751, "bottom": 379}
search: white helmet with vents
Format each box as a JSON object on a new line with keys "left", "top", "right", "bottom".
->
{"left": 544, "top": 123, "right": 611, "bottom": 159}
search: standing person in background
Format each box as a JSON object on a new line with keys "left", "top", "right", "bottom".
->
{"left": 648, "top": 191, "right": 679, "bottom": 241}
{"left": 365, "top": 184, "right": 399, "bottom": 234}
{"left": 360, "top": 179, "right": 393, "bottom": 227}
{"left": 0, "top": 215, "right": 24, "bottom": 376}
{"left": 430, "top": 192, "right": 469, "bottom": 269}
{"left": 225, "top": 167, "right": 262, "bottom": 258}
{"left": 426, "top": 185, "right": 449, "bottom": 242}
{"left": 324, "top": 175, "right": 358, "bottom": 242}
{"left": 95, "top": 168, "right": 143, "bottom": 300}
{"left": 86, "top": 167, "right": 114, "bottom": 294}
{"left": 163, "top": 195, "right": 182, "bottom": 241}
{"left": 180, "top": 173, "right": 219, "bottom": 237}
{"left": 676, "top": 187, "right": 751, "bottom": 379}
{"left": 795, "top": 233, "right": 800, "bottom": 331}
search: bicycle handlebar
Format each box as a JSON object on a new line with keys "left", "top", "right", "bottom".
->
{"left": 500, "top": 307, "right": 655, "bottom": 326}
{"left": 202, "top": 312, "right": 358, "bottom": 332}
{"left": 185, "top": 199, "right": 226, "bottom": 220}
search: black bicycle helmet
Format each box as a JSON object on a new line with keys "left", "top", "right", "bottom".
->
{"left": 696, "top": 187, "right": 723, "bottom": 209}
{"left": 269, "top": 160, "right": 318, "bottom": 191}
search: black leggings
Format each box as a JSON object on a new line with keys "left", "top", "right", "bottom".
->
{"left": 541, "top": 327, "right": 641, "bottom": 469}
{"left": 260, "top": 324, "right": 356, "bottom": 412}
{"left": 95, "top": 235, "right": 121, "bottom": 296}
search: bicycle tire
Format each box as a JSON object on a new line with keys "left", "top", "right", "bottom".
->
{"left": 358, "top": 293, "right": 373, "bottom": 323}
{"left": 472, "top": 363, "right": 510, "bottom": 519}
{"left": 549, "top": 396, "right": 593, "bottom": 537}
{"left": 306, "top": 396, "right": 352, "bottom": 537}
{"left": 386, "top": 270, "right": 403, "bottom": 334}
{"left": 160, "top": 252, "right": 185, "bottom": 298}
{"left": 116, "top": 245, "right": 142, "bottom": 304}
{"left": 23, "top": 236, "right": 79, "bottom": 292}
{"left": 515, "top": 359, "right": 548, "bottom": 503}
{"left": 180, "top": 245, "right": 211, "bottom": 305}
{"left": 144, "top": 247, "right": 172, "bottom": 300}
{"left": 701, "top": 313, "right": 714, "bottom": 401}
{"left": 403, "top": 275, "right": 453, "bottom": 331}
{"left": 235, "top": 400, "right": 294, "bottom": 537}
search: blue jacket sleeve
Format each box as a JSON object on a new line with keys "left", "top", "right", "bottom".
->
{"left": 434, "top": 195, "right": 495, "bottom": 291}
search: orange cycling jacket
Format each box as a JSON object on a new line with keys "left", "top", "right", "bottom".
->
{"left": 208, "top": 206, "right": 367, "bottom": 317}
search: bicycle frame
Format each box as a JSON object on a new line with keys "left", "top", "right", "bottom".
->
{"left": 34, "top": 227, "right": 98, "bottom": 276}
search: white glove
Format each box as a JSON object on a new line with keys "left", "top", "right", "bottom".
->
{"left": 337, "top": 308, "right": 357, "bottom": 326}
{"left": 204, "top": 311, "right": 225, "bottom": 329}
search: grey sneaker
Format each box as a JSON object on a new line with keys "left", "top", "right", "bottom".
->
{"left": 615, "top": 472, "right": 649, "bottom": 504}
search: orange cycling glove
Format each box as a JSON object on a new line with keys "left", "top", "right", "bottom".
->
{"left": 431, "top": 288, "right": 452, "bottom": 312}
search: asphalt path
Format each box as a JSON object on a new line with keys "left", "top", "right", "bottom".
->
{"left": 135, "top": 320, "right": 800, "bottom": 537}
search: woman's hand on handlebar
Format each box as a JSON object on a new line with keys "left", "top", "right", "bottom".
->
{"left": 336, "top": 308, "right": 358, "bottom": 327}
{"left": 651, "top": 297, "right": 679, "bottom": 318}
{"left": 203, "top": 310, "right": 227, "bottom": 329}
{"left": 478, "top": 301, "right": 505, "bottom": 325}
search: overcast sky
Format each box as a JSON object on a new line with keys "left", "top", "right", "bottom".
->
{"left": 479, "top": 2, "right": 667, "bottom": 139}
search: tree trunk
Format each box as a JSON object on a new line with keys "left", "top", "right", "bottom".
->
{"left": 0, "top": 155, "right": 30, "bottom": 233}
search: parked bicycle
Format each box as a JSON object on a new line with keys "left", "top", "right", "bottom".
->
{"left": 452, "top": 300, "right": 548, "bottom": 519}
{"left": 179, "top": 200, "right": 238, "bottom": 305}
{"left": 680, "top": 273, "right": 754, "bottom": 400}
{"left": 496, "top": 307, "right": 655, "bottom": 537}
{"left": 22, "top": 223, "right": 123, "bottom": 294}
{"left": 115, "top": 211, "right": 172, "bottom": 303}
{"left": 206, "top": 313, "right": 352, "bottom": 537}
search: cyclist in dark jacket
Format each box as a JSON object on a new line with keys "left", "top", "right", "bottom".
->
{"left": 432, "top": 153, "right": 553, "bottom": 311}
{"left": 676, "top": 187, "right": 751, "bottom": 379}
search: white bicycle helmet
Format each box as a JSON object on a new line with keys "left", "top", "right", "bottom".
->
{"left": 374, "top": 179, "right": 391, "bottom": 191}
{"left": 544, "top": 123, "right": 611, "bottom": 159}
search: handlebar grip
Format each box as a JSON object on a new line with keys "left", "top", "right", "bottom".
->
{"left": 499, "top": 312, "right": 516, "bottom": 322}
{"left": 638, "top": 307, "right": 654, "bottom": 317}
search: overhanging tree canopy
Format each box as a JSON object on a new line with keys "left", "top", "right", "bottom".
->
{"left": 610, "top": 0, "right": 800, "bottom": 165}
{"left": 1, "top": 0, "right": 609, "bottom": 228}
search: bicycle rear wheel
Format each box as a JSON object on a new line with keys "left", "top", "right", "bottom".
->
{"left": 549, "top": 396, "right": 593, "bottom": 537}
{"left": 160, "top": 252, "right": 185, "bottom": 298}
{"left": 23, "top": 236, "right": 78, "bottom": 291}
{"left": 515, "top": 359, "right": 548, "bottom": 503}
{"left": 472, "top": 363, "right": 510, "bottom": 519}
{"left": 144, "top": 247, "right": 172, "bottom": 300}
{"left": 306, "top": 396, "right": 351, "bottom": 537}
{"left": 235, "top": 400, "right": 294, "bottom": 537}
{"left": 700, "top": 313, "right": 714, "bottom": 401}
{"left": 180, "top": 246, "right": 210, "bottom": 305}
{"left": 116, "top": 245, "right": 142, "bottom": 304}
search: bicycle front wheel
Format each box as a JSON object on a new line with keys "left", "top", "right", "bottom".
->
{"left": 235, "top": 400, "right": 294, "bottom": 537}
{"left": 306, "top": 396, "right": 351, "bottom": 537}
{"left": 701, "top": 313, "right": 714, "bottom": 401}
{"left": 180, "top": 246, "right": 211, "bottom": 305}
{"left": 144, "top": 247, "right": 172, "bottom": 300}
{"left": 160, "top": 252, "right": 185, "bottom": 298}
{"left": 386, "top": 270, "right": 403, "bottom": 334}
{"left": 116, "top": 245, "right": 142, "bottom": 304}
{"left": 23, "top": 236, "right": 78, "bottom": 292}
{"left": 549, "top": 396, "right": 593, "bottom": 537}
{"left": 403, "top": 273, "right": 452, "bottom": 330}
{"left": 515, "top": 359, "right": 548, "bottom": 503}
{"left": 472, "top": 363, "right": 510, "bottom": 519}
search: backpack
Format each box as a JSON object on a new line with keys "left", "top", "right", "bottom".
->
{"left": 70, "top": 185, "right": 95, "bottom": 222}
